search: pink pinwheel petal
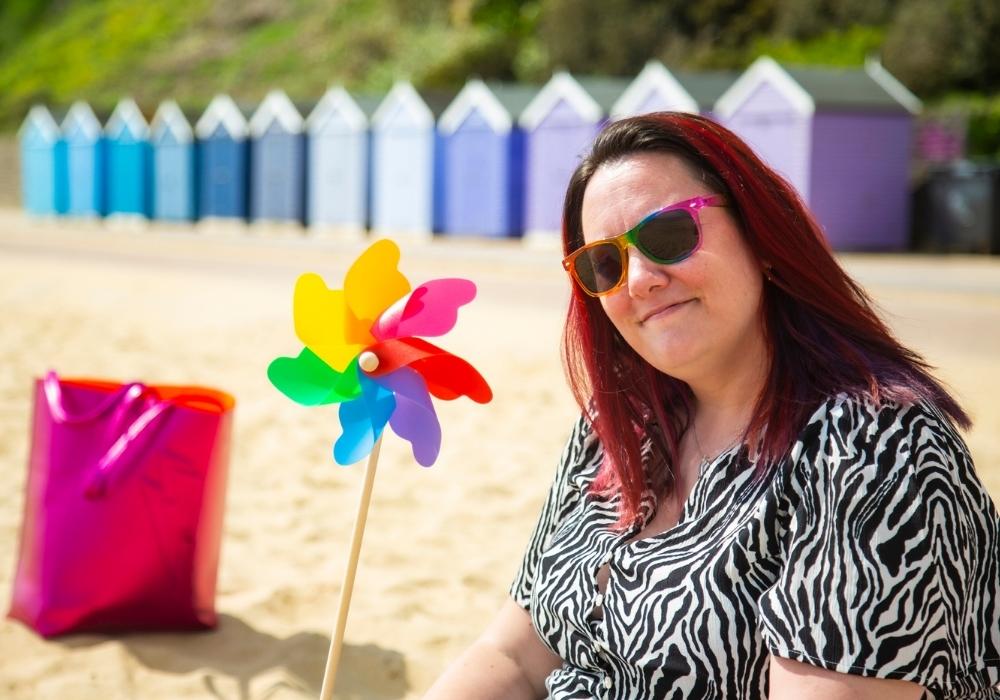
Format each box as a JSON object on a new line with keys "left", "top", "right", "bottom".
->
{"left": 371, "top": 279, "right": 476, "bottom": 340}
{"left": 371, "top": 368, "right": 442, "bottom": 467}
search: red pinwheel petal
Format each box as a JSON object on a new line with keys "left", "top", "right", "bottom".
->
{"left": 364, "top": 337, "right": 492, "bottom": 404}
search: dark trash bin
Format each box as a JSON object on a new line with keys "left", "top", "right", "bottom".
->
{"left": 912, "top": 162, "right": 1000, "bottom": 254}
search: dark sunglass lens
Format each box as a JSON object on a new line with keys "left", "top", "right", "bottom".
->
{"left": 638, "top": 209, "right": 699, "bottom": 262}
{"left": 574, "top": 244, "right": 623, "bottom": 294}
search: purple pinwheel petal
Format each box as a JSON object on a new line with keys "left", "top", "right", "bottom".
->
{"left": 371, "top": 279, "right": 476, "bottom": 341}
{"left": 372, "top": 367, "right": 442, "bottom": 467}
{"left": 333, "top": 372, "right": 395, "bottom": 465}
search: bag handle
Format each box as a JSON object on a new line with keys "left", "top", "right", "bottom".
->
{"left": 43, "top": 371, "right": 148, "bottom": 425}
{"left": 83, "top": 397, "right": 173, "bottom": 499}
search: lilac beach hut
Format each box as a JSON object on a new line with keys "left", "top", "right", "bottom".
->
{"left": 437, "top": 79, "right": 538, "bottom": 238}
{"left": 519, "top": 71, "right": 630, "bottom": 241}
{"left": 305, "top": 87, "right": 380, "bottom": 234}
{"left": 715, "top": 56, "right": 921, "bottom": 250}
{"left": 611, "top": 60, "right": 737, "bottom": 118}
{"left": 370, "top": 82, "right": 439, "bottom": 237}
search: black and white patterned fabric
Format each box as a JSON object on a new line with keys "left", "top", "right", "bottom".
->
{"left": 510, "top": 395, "right": 1000, "bottom": 699}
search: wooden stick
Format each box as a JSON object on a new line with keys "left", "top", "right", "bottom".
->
{"left": 319, "top": 436, "right": 383, "bottom": 700}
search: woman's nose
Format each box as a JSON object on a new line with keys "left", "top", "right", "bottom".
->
{"left": 625, "top": 248, "right": 669, "bottom": 297}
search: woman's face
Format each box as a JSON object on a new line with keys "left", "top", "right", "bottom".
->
{"left": 580, "top": 152, "right": 766, "bottom": 384}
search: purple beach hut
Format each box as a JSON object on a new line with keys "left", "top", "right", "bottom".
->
{"left": 519, "top": 71, "right": 630, "bottom": 242}
{"left": 437, "top": 79, "right": 538, "bottom": 238}
{"left": 715, "top": 56, "right": 921, "bottom": 250}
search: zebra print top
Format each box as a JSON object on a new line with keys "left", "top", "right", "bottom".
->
{"left": 510, "top": 394, "right": 1000, "bottom": 699}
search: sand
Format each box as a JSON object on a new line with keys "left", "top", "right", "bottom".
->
{"left": 0, "top": 210, "right": 997, "bottom": 699}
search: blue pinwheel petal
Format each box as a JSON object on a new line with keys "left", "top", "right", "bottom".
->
{"left": 333, "top": 371, "right": 396, "bottom": 465}
{"left": 371, "top": 367, "right": 441, "bottom": 467}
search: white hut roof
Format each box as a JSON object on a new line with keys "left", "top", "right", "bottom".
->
{"left": 306, "top": 86, "right": 369, "bottom": 132}
{"left": 371, "top": 82, "right": 434, "bottom": 129}
{"left": 715, "top": 56, "right": 920, "bottom": 119}
{"left": 151, "top": 100, "right": 194, "bottom": 143}
{"left": 195, "top": 94, "right": 250, "bottom": 139}
{"left": 519, "top": 71, "right": 629, "bottom": 130}
{"left": 105, "top": 97, "right": 149, "bottom": 139}
{"left": 438, "top": 79, "right": 540, "bottom": 134}
{"left": 18, "top": 105, "right": 61, "bottom": 141}
{"left": 249, "top": 89, "right": 304, "bottom": 137}
{"left": 60, "top": 101, "right": 103, "bottom": 142}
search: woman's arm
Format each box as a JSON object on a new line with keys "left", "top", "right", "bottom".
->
{"left": 423, "top": 598, "right": 562, "bottom": 699}
{"left": 769, "top": 655, "right": 926, "bottom": 700}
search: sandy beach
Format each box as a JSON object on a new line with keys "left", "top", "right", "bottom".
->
{"left": 0, "top": 210, "right": 997, "bottom": 699}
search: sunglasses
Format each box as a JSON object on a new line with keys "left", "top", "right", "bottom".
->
{"left": 563, "top": 194, "right": 728, "bottom": 297}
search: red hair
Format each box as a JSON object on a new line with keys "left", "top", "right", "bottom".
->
{"left": 561, "top": 112, "right": 969, "bottom": 528}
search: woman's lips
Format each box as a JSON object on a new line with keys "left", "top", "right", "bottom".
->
{"left": 639, "top": 299, "right": 694, "bottom": 324}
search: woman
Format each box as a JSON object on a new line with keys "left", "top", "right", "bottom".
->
{"left": 425, "top": 112, "right": 1000, "bottom": 699}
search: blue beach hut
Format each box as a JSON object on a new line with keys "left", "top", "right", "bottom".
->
{"left": 195, "top": 95, "right": 250, "bottom": 221}
{"left": 437, "top": 79, "right": 537, "bottom": 237}
{"left": 105, "top": 98, "right": 152, "bottom": 218}
{"left": 305, "top": 87, "right": 379, "bottom": 233}
{"left": 19, "top": 105, "right": 65, "bottom": 216}
{"left": 370, "top": 82, "right": 438, "bottom": 237}
{"left": 151, "top": 100, "right": 197, "bottom": 222}
{"left": 249, "top": 90, "right": 306, "bottom": 224}
{"left": 61, "top": 101, "right": 105, "bottom": 217}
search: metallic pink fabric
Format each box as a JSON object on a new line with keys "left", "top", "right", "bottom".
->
{"left": 8, "top": 373, "right": 234, "bottom": 637}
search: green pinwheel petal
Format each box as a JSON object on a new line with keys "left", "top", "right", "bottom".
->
{"left": 268, "top": 348, "right": 361, "bottom": 405}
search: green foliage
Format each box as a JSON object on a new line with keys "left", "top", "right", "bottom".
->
{"left": 751, "top": 25, "right": 885, "bottom": 66}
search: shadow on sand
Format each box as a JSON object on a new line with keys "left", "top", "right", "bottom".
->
{"left": 57, "top": 614, "right": 409, "bottom": 699}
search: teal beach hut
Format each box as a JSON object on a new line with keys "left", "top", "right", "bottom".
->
{"left": 61, "top": 101, "right": 105, "bottom": 217}
{"left": 305, "top": 86, "right": 378, "bottom": 233}
{"left": 249, "top": 89, "right": 306, "bottom": 224}
{"left": 195, "top": 95, "right": 250, "bottom": 220}
{"left": 19, "top": 105, "right": 65, "bottom": 216}
{"left": 105, "top": 98, "right": 152, "bottom": 218}
{"left": 151, "top": 100, "right": 196, "bottom": 221}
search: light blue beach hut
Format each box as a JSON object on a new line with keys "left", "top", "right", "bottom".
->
{"left": 437, "top": 79, "right": 537, "bottom": 238}
{"left": 105, "top": 98, "right": 152, "bottom": 218}
{"left": 370, "top": 82, "right": 438, "bottom": 237}
{"left": 249, "top": 90, "right": 306, "bottom": 224}
{"left": 519, "top": 72, "right": 629, "bottom": 240}
{"left": 195, "top": 95, "right": 250, "bottom": 221}
{"left": 19, "top": 105, "right": 65, "bottom": 216}
{"left": 715, "top": 56, "right": 921, "bottom": 250}
{"left": 61, "top": 101, "right": 105, "bottom": 217}
{"left": 305, "top": 87, "right": 380, "bottom": 232}
{"left": 151, "top": 100, "right": 197, "bottom": 222}
{"left": 611, "top": 60, "right": 737, "bottom": 118}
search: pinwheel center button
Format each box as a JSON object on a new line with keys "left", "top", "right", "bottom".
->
{"left": 358, "top": 351, "right": 380, "bottom": 373}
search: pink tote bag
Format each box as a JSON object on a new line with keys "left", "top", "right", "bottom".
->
{"left": 8, "top": 372, "right": 235, "bottom": 637}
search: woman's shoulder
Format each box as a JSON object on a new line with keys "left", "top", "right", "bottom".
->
{"left": 554, "top": 413, "right": 604, "bottom": 489}
{"left": 791, "top": 392, "right": 973, "bottom": 484}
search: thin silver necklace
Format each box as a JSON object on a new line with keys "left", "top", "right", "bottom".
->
{"left": 691, "top": 422, "right": 742, "bottom": 466}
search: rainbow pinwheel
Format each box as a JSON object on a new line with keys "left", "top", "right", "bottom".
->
{"left": 267, "top": 239, "right": 492, "bottom": 467}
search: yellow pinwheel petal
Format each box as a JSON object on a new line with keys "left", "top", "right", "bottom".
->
{"left": 345, "top": 239, "right": 411, "bottom": 324}
{"left": 293, "top": 272, "right": 373, "bottom": 371}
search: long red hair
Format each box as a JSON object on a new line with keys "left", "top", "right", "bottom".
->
{"left": 561, "top": 112, "right": 969, "bottom": 528}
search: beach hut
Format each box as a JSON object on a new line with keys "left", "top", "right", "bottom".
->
{"left": 714, "top": 56, "right": 921, "bottom": 250}
{"left": 305, "top": 87, "right": 380, "bottom": 232}
{"left": 150, "top": 100, "right": 197, "bottom": 222}
{"left": 611, "top": 60, "right": 737, "bottom": 118}
{"left": 249, "top": 90, "right": 306, "bottom": 224}
{"left": 105, "top": 98, "right": 152, "bottom": 218}
{"left": 519, "top": 71, "right": 630, "bottom": 240}
{"left": 60, "top": 101, "right": 105, "bottom": 218}
{"left": 437, "top": 79, "right": 537, "bottom": 238}
{"left": 195, "top": 95, "right": 250, "bottom": 221}
{"left": 18, "top": 105, "right": 65, "bottom": 216}
{"left": 370, "top": 82, "right": 439, "bottom": 237}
